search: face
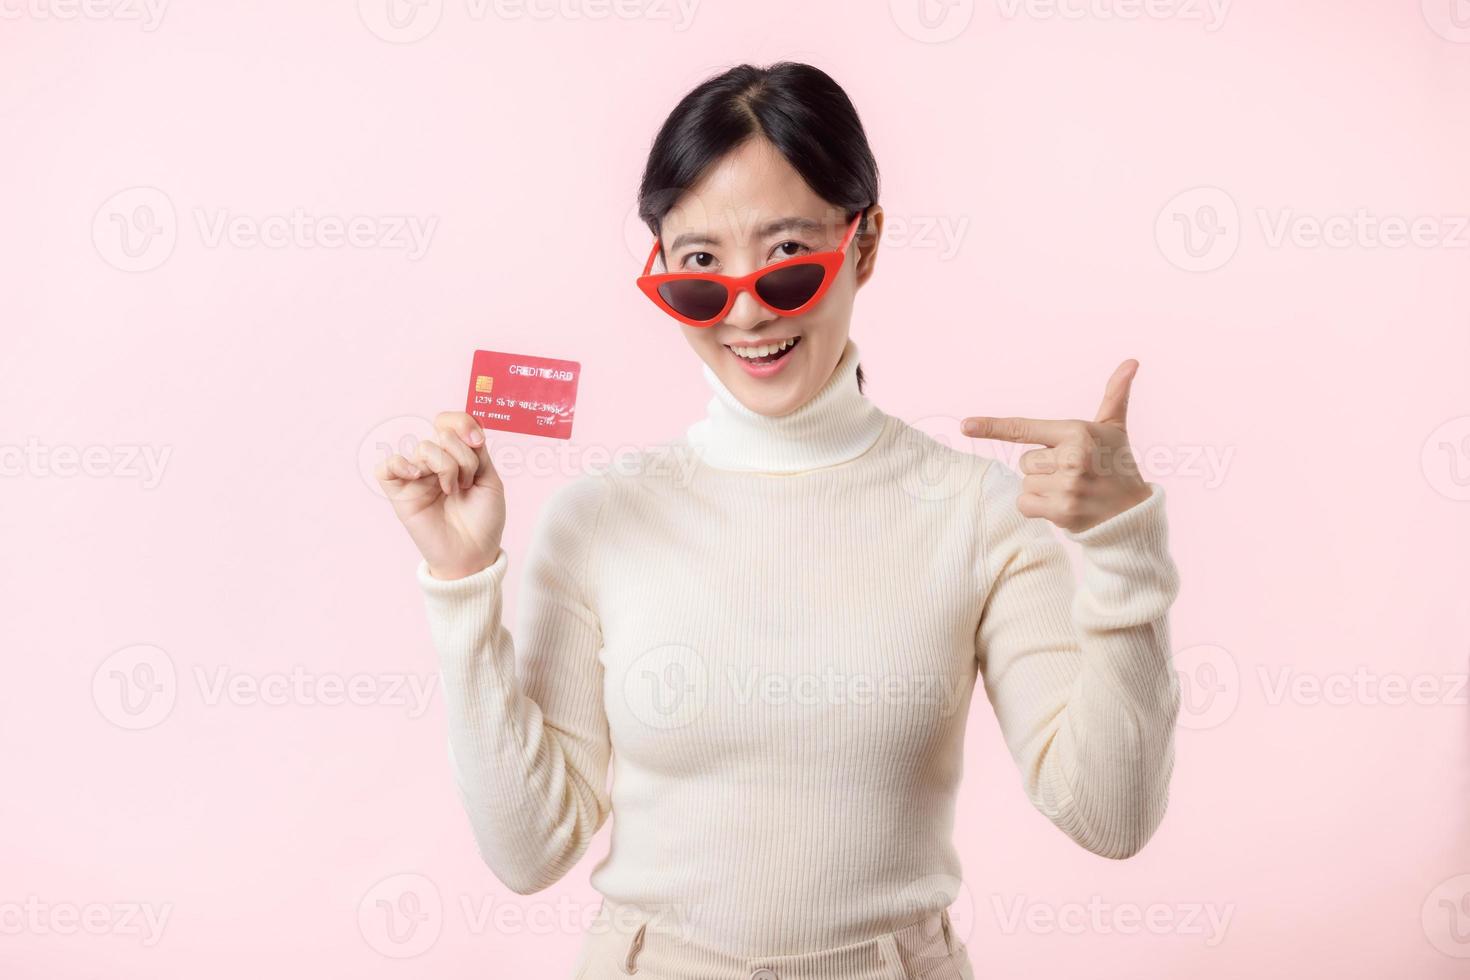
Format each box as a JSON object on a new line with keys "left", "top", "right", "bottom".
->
{"left": 651, "top": 137, "right": 884, "bottom": 417}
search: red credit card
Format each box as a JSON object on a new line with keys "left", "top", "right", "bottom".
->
{"left": 464, "top": 350, "right": 580, "bottom": 439}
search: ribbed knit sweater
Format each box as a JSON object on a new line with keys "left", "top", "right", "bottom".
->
{"left": 417, "top": 338, "right": 1182, "bottom": 957}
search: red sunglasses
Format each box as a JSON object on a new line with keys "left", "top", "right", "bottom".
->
{"left": 636, "top": 211, "right": 864, "bottom": 327}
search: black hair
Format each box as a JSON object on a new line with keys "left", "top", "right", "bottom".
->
{"left": 636, "top": 62, "right": 880, "bottom": 394}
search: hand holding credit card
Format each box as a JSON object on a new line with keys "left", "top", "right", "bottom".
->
{"left": 374, "top": 348, "right": 581, "bottom": 581}
{"left": 465, "top": 349, "right": 581, "bottom": 440}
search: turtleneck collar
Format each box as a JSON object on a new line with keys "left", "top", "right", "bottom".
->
{"left": 685, "top": 337, "right": 889, "bottom": 473}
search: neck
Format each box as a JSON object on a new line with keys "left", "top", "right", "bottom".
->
{"left": 685, "top": 338, "right": 888, "bottom": 473}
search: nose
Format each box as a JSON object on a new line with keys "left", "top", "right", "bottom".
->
{"left": 722, "top": 285, "right": 776, "bottom": 332}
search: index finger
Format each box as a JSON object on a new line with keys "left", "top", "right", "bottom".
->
{"left": 435, "top": 410, "right": 485, "bottom": 447}
{"left": 960, "top": 416, "right": 1083, "bottom": 447}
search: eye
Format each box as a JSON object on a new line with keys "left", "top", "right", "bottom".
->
{"left": 681, "top": 251, "right": 717, "bottom": 271}
{"left": 772, "top": 240, "right": 810, "bottom": 261}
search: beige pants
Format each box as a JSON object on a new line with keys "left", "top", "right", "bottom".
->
{"left": 571, "top": 899, "right": 976, "bottom": 980}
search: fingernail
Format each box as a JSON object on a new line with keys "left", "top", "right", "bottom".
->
{"left": 468, "top": 430, "right": 484, "bottom": 447}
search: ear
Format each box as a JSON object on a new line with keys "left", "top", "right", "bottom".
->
{"left": 854, "top": 203, "right": 884, "bottom": 288}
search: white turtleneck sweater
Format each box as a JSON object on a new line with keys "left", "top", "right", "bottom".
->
{"left": 417, "top": 339, "right": 1182, "bottom": 956}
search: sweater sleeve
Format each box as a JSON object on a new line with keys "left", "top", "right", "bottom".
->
{"left": 973, "top": 459, "right": 1181, "bottom": 859}
{"left": 416, "top": 474, "right": 610, "bottom": 893}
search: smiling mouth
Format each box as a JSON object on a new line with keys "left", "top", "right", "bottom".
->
{"left": 724, "top": 336, "right": 801, "bottom": 365}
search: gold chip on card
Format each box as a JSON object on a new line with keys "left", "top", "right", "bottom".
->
{"left": 475, "top": 375, "right": 494, "bottom": 394}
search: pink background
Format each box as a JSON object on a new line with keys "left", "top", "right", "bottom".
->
{"left": 4, "top": 1, "right": 1469, "bottom": 977}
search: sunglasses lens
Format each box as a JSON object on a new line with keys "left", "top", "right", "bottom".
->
{"left": 754, "top": 263, "right": 827, "bottom": 311}
{"left": 658, "top": 280, "right": 728, "bottom": 323}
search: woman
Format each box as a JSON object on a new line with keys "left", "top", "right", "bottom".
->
{"left": 376, "top": 62, "right": 1181, "bottom": 980}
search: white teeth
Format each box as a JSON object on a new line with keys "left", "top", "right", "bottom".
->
{"left": 729, "top": 338, "right": 796, "bottom": 359}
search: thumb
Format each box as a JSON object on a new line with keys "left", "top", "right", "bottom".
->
{"left": 1094, "top": 359, "right": 1138, "bottom": 429}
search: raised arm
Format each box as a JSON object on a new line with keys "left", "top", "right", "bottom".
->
{"left": 973, "top": 459, "right": 1181, "bottom": 858}
{"left": 377, "top": 411, "right": 611, "bottom": 893}
{"left": 962, "top": 359, "right": 1182, "bottom": 859}
{"left": 419, "top": 475, "right": 610, "bottom": 892}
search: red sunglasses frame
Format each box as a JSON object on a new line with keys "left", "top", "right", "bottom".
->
{"left": 635, "top": 211, "right": 864, "bottom": 328}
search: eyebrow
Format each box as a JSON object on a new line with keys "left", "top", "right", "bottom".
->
{"left": 666, "top": 216, "right": 827, "bottom": 252}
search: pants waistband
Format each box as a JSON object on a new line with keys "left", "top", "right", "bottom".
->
{"left": 577, "top": 898, "right": 966, "bottom": 980}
